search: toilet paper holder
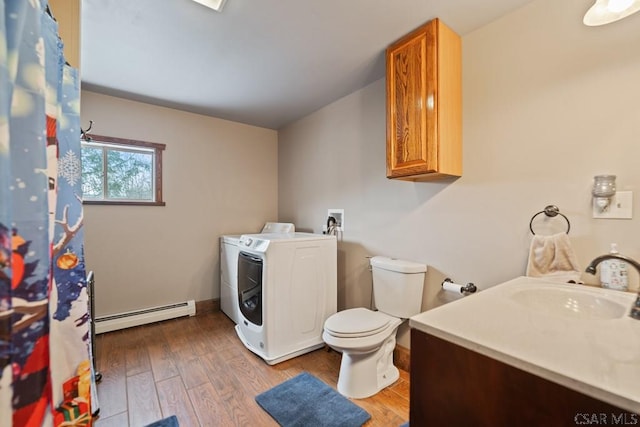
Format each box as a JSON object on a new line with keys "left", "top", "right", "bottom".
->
{"left": 442, "top": 278, "right": 477, "bottom": 295}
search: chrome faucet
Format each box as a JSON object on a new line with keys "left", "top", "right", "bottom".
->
{"left": 585, "top": 254, "right": 640, "bottom": 320}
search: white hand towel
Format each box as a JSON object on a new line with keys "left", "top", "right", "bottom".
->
{"left": 525, "top": 232, "right": 581, "bottom": 283}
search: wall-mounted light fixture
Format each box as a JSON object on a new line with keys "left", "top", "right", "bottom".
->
{"left": 584, "top": 0, "right": 640, "bottom": 26}
{"left": 592, "top": 174, "right": 617, "bottom": 211}
{"left": 191, "top": 0, "right": 227, "bottom": 12}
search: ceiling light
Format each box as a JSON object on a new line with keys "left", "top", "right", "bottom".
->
{"left": 191, "top": 0, "right": 227, "bottom": 12}
{"left": 583, "top": 0, "right": 640, "bottom": 26}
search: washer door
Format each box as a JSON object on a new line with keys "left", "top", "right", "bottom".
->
{"left": 238, "top": 251, "right": 263, "bottom": 326}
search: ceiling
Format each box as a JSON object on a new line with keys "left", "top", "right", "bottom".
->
{"left": 81, "top": 0, "right": 537, "bottom": 130}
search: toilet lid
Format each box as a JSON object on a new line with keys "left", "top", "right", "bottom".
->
{"left": 324, "top": 308, "right": 392, "bottom": 338}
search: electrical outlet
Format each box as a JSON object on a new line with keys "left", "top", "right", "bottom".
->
{"left": 593, "top": 191, "right": 633, "bottom": 219}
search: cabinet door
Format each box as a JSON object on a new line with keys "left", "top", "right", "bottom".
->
{"left": 410, "top": 329, "right": 627, "bottom": 426}
{"left": 386, "top": 22, "right": 438, "bottom": 179}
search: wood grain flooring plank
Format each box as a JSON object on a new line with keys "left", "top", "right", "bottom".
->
{"left": 195, "top": 311, "right": 228, "bottom": 329}
{"left": 124, "top": 339, "right": 151, "bottom": 377}
{"left": 126, "top": 371, "right": 162, "bottom": 427}
{"left": 226, "top": 337, "right": 289, "bottom": 386}
{"left": 97, "top": 330, "right": 126, "bottom": 375}
{"left": 187, "top": 382, "right": 235, "bottom": 426}
{"left": 176, "top": 357, "right": 210, "bottom": 390}
{"left": 359, "top": 395, "right": 408, "bottom": 427}
{"left": 181, "top": 318, "right": 212, "bottom": 357}
{"left": 200, "top": 327, "right": 238, "bottom": 354}
{"left": 375, "top": 387, "right": 410, "bottom": 420}
{"left": 199, "top": 350, "right": 275, "bottom": 426}
{"left": 156, "top": 376, "right": 199, "bottom": 427}
{"left": 161, "top": 319, "right": 199, "bottom": 361}
{"left": 95, "top": 368, "right": 127, "bottom": 419}
{"left": 201, "top": 358, "right": 254, "bottom": 426}
{"left": 357, "top": 398, "right": 405, "bottom": 427}
{"left": 145, "top": 338, "right": 179, "bottom": 382}
{"left": 221, "top": 388, "right": 277, "bottom": 427}
{"left": 238, "top": 350, "right": 289, "bottom": 387}
{"left": 93, "top": 411, "right": 128, "bottom": 427}
{"left": 389, "top": 375, "right": 410, "bottom": 399}
{"left": 201, "top": 352, "right": 243, "bottom": 403}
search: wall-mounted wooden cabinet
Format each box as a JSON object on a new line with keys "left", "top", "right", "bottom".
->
{"left": 386, "top": 18, "right": 462, "bottom": 181}
{"left": 49, "top": 0, "right": 81, "bottom": 69}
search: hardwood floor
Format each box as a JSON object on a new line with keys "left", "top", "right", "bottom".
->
{"left": 93, "top": 311, "right": 410, "bottom": 427}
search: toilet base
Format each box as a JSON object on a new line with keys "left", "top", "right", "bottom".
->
{"left": 336, "top": 334, "right": 399, "bottom": 399}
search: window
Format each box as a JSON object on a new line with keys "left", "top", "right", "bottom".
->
{"left": 81, "top": 135, "right": 166, "bottom": 206}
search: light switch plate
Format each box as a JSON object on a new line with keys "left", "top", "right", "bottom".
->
{"left": 592, "top": 191, "right": 633, "bottom": 219}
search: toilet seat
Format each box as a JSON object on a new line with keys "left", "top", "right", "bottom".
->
{"left": 322, "top": 308, "right": 402, "bottom": 354}
{"left": 324, "top": 308, "right": 394, "bottom": 338}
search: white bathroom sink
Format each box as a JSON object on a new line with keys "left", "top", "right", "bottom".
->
{"left": 509, "top": 284, "right": 628, "bottom": 320}
{"left": 410, "top": 276, "right": 640, "bottom": 413}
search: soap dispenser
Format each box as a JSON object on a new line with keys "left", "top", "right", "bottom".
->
{"left": 600, "top": 243, "right": 628, "bottom": 291}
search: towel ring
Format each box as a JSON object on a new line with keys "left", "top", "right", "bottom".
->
{"left": 529, "top": 205, "right": 570, "bottom": 235}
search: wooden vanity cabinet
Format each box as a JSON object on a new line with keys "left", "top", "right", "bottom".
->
{"left": 410, "top": 329, "right": 628, "bottom": 426}
{"left": 386, "top": 18, "right": 462, "bottom": 181}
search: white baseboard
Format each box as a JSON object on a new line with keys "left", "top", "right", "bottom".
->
{"left": 95, "top": 300, "right": 195, "bottom": 334}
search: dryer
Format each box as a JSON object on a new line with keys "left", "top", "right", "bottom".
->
{"left": 235, "top": 232, "right": 337, "bottom": 365}
{"left": 220, "top": 222, "right": 294, "bottom": 324}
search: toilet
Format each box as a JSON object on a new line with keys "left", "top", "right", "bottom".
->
{"left": 322, "top": 256, "right": 426, "bottom": 399}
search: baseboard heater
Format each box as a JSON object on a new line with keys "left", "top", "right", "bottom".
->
{"left": 95, "top": 300, "right": 196, "bottom": 334}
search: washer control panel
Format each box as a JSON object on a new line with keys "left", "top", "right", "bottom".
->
{"left": 239, "top": 235, "right": 270, "bottom": 252}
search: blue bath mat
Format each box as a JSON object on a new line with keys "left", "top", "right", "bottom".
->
{"left": 255, "top": 372, "right": 371, "bottom": 427}
{"left": 144, "top": 415, "right": 179, "bottom": 427}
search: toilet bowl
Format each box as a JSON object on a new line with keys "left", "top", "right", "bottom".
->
{"left": 322, "top": 256, "right": 426, "bottom": 399}
{"left": 323, "top": 308, "right": 403, "bottom": 398}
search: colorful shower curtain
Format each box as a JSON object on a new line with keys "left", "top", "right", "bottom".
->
{"left": 0, "top": 1, "right": 93, "bottom": 426}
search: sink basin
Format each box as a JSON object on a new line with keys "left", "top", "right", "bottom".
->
{"left": 509, "top": 285, "right": 628, "bottom": 320}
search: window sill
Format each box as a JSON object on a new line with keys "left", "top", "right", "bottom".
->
{"left": 82, "top": 200, "right": 166, "bottom": 206}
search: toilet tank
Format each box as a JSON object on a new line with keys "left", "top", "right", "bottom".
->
{"left": 371, "top": 256, "right": 427, "bottom": 318}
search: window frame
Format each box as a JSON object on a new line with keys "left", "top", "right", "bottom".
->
{"left": 81, "top": 134, "right": 166, "bottom": 206}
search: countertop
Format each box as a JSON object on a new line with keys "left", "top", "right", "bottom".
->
{"left": 409, "top": 276, "right": 640, "bottom": 413}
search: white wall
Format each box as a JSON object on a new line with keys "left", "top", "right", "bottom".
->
{"left": 81, "top": 91, "right": 278, "bottom": 317}
{"left": 278, "top": 0, "right": 640, "bottom": 348}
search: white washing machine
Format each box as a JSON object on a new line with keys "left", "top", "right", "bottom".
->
{"left": 220, "top": 223, "right": 294, "bottom": 324}
{"left": 235, "top": 232, "right": 337, "bottom": 365}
